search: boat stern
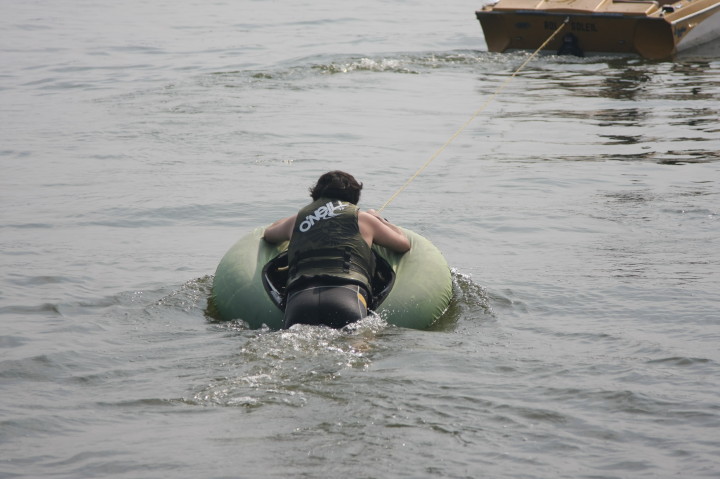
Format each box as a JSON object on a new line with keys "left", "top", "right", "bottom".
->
{"left": 474, "top": 0, "right": 707, "bottom": 58}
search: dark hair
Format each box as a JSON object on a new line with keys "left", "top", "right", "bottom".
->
{"left": 309, "top": 170, "right": 363, "bottom": 204}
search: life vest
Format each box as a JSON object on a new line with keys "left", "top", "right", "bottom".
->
{"left": 287, "top": 198, "right": 375, "bottom": 293}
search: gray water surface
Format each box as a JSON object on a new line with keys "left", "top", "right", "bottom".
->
{"left": 2, "top": 1, "right": 719, "bottom": 478}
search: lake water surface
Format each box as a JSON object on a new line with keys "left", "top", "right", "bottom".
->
{"left": 1, "top": 1, "right": 719, "bottom": 478}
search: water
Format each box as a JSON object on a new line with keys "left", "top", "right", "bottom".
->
{"left": 2, "top": 1, "right": 719, "bottom": 478}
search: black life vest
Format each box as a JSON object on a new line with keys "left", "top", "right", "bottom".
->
{"left": 287, "top": 198, "right": 375, "bottom": 293}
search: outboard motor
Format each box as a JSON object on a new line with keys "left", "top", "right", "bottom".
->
{"left": 557, "top": 33, "right": 584, "bottom": 57}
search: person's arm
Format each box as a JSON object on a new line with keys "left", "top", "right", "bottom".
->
{"left": 263, "top": 214, "right": 296, "bottom": 244}
{"left": 359, "top": 210, "right": 411, "bottom": 253}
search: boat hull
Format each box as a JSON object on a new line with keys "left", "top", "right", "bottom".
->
{"left": 476, "top": 0, "right": 720, "bottom": 59}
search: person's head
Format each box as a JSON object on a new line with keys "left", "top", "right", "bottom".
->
{"left": 309, "top": 171, "right": 363, "bottom": 204}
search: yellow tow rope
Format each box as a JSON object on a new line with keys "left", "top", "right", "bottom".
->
{"left": 377, "top": 18, "right": 569, "bottom": 213}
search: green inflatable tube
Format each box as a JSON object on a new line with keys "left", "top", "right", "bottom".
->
{"left": 210, "top": 226, "right": 452, "bottom": 330}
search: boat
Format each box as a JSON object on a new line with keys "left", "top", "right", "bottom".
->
{"left": 475, "top": 0, "right": 720, "bottom": 59}
{"left": 209, "top": 226, "right": 453, "bottom": 330}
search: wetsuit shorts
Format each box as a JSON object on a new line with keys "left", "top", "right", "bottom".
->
{"left": 283, "top": 281, "right": 369, "bottom": 329}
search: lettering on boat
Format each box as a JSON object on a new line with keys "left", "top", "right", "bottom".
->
{"left": 571, "top": 22, "right": 598, "bottom": 32}
{"left": 544, "top": 20, "right": 598, "bottom": 32}
{"left": 674, "top": 25, "right": 687, "bottom": 39}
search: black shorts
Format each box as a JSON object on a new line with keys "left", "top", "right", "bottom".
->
{"left": 284, "top": 282, "right": 369, "bottom": 329}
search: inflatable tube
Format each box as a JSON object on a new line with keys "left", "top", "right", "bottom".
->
{"left": 210, "top": 226, "right": 452, "bottom": 330}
